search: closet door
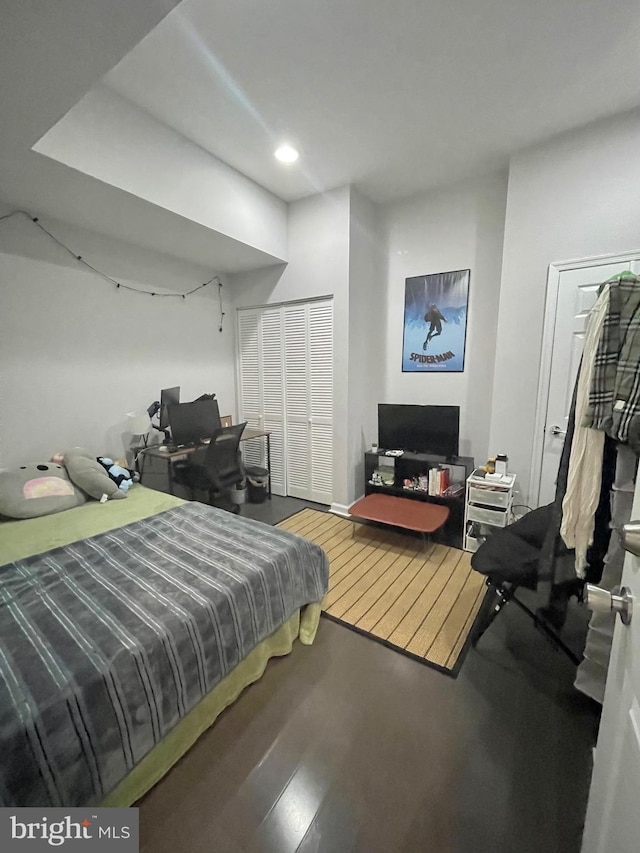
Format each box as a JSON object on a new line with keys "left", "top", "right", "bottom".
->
{"left": 259, "top": 307, "right": 285, "bottom": 494}
{"left": 237, "top": 310, "right": 261, "bottom": 434}
{"left": 284, "top": 299, "right": 333, "bottom": 504}
{"left": 237, "top": 308, "right": 286, "bottom": 494}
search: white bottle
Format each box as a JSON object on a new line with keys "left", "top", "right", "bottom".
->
{"left": 495, "top": 454, "right": 508, "bottom": 477}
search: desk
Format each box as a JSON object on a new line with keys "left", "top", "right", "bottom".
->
{"left": 139, "top": 429, "right": 272, "bottom": 498}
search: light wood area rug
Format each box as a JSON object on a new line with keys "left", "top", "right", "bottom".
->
{"left": 277, "top": 508, "right": 487, "bottom": 674}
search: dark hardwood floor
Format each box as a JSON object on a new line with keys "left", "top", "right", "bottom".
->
{"left": 137, "top": 494, "right": 599, "bottom": 853}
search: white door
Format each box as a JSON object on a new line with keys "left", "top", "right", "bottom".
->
{"left": 581, "top": 479, "right": 640, "bottom": 853}
{"left": 237, "top": 310, "right": 261, "bottom": 436}
{"left": 237, "top": 299, "right": 334, "bottom": 504}
{"left": 283, "top": 299, "right": 333, "bottom": 505}
{"left": 258, "top": 307, "right": 286, "bottom": 494}
{"left": 307, "top": 300, "right": 334, "bottom": 504}
{"left": 237, "top": 307, "right": 286, "bottom": 495}
{"left": 532, "top": 255, "right": 640, "bottom": 507}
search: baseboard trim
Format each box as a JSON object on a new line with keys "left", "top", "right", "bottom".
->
{"left": 330, "top": 502, "right": 351, "bottom": 517}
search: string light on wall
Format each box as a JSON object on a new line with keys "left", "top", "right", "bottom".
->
{"left": 0, "top": 209, "right": 223, "bottom": 302}
{"left": 218, "top": 280, "right": 225, "bottom": 332}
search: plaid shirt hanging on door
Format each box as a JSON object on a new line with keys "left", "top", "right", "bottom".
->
{"left": 585, "top": 274, "right": 640, "bottom": 448}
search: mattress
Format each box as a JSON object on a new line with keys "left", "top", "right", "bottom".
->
{"left": 0, "top": 487, "right": 328, "bottom": 806}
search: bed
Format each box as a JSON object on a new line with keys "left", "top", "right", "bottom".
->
{"left": 0, "top": 486, "right": 328, "bottom": 807}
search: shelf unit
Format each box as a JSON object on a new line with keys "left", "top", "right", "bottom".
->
{"left": 363, "top": 451, "right": 474, "bottom": 548}
{"left": 463, "top": 468, "right": 516, "bottom": 553}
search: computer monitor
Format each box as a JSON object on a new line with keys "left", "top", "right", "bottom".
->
{"left": 159, "top": 386, "right": 180, "bottom": 430}
{"left": 167, "top": 399, "right": 222, "bottom": 446}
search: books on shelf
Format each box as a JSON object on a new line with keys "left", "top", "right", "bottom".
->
{"left": 428, "top": 465, "right": 450, "bottom": 497}
{"left": 398, "top": 465, "right": 463, "bottom": 497}
{"left": 369, "top": 455, "right": 466, "bottom": 499}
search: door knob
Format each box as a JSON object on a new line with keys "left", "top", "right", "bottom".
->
{"left": 548, "top": 425, "right": 567, "bottom": 437}
{"left": 586, "top": 584, "right": 633, "bottom": 625}
{"left": 621, "top": 521, "right": 640, "bottom": 557}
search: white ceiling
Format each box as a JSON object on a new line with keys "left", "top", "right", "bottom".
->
{"left": 104, "top": 0, "right": 640, "bottom": 203}
{"left": 2, "top": 0, "right": 640, "bottom": 274}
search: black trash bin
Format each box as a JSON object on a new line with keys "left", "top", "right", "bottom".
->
{"left": 245, "top": 465, "right": 269, "bottom": 503}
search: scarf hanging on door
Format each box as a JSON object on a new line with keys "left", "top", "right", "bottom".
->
{"left": 560, "top": 285, "right": 610, "bottom": 575}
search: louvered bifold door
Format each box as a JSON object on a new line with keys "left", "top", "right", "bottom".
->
{"left": 308, "top": 300, "right": 333, "bottom": 505}
{"left": 237, "top": 310, "right": 263, "bottom": 469}
{"left": 284, "top": 299, "right": 333, "bottom": 504}
{"left": 238, "top": 309, "right": 261, "bottom": 428}
{"left": 284, "top": 304, "right": 310, "bottom": 500}
{"left": 238, "top": 307, "right": 286, "bottom": 495}
{"left": 259, "top": 307, "right": 286, "bottom": 495}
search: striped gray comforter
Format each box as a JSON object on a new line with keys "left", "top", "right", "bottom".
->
{"left": 0, "top": 503, "right": 328, "bottom": 806}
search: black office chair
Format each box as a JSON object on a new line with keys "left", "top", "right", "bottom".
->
{"left": 174, "top": 422, "right": 247, "bottom": 513}
{"left": 469, "top": 504, "right": 584, "bottom": 665}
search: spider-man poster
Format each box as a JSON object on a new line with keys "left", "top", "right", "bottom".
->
{"left": 402, "top": 269, "right": 470, "bottom": 372}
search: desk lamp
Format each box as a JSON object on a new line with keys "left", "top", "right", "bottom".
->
{"left": 127, "top": 411, "right": 151, "bottom": 446}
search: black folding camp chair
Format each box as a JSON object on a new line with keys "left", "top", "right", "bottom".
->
{"left": 470, "top": 504, "right": 584, "bottom": 665}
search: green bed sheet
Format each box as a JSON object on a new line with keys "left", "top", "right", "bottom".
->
{"left": 0, "top": 484, "right": 185, "bottom": 565}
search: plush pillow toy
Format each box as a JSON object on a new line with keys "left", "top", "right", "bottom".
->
{"left": 53, "top": 448, "right": 126, "bottom": 501}
{"left": 0, "top": 463, "right": 86, "bottom": 519}
{"left": 97, "top": 457, "right": 140, "bottom": 494}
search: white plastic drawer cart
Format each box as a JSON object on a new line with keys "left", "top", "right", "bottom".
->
{"left": 463, "top": 469, "right": 516, "bottom": 553}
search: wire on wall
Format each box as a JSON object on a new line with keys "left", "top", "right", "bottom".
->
{"left": 218, "top": 280, "right": 225, "bottom": 332}
{"left": 0, "top": 209, "right": 222, "bottom": 300}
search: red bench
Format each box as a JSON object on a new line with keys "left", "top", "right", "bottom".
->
{"left": 348, "top": 493, "right": 450, "bottom": 539}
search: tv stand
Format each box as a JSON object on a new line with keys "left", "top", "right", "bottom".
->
{"left": 363, "top": 450, "right": 474, "bottom": 548}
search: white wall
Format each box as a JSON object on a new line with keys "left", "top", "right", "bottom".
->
{"left": 490, "top": 108, "right": 640, "bottom": 504}
{"left": 348, "top": 188, "right": 385, "bottom": 502}
{"left": 0, "top": 1, "right": 178, "bottom": 152}
{"left": 0, "top": 210, "right": 236, "bottom": 468}
{"left": 35, "top": 84, "right": 288, "bottom": 262}
{"left": 381, "top": 172, "right": 508, "bottom": 466}
{"left": 231, "top": 177, "right": 507, "bottom": 508}
{"left": 230, "top": 186, "right": 352, "bottom": 508}
{"left": 231, "top": 186, "right": 351, "bottom": 307}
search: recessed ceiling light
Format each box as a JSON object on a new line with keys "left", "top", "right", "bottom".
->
{"left": 274, "top": 144, "right": 299, "bottom": 164}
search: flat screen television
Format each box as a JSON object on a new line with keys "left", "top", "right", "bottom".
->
{"left": 168, "top": 399, "right": 221, "bottom": 446}
{"left": 378, "top": 404, "right": 460, "bottom": 457}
